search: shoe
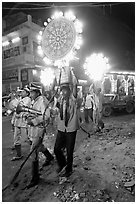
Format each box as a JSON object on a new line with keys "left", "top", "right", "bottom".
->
{"left": 11, "top": 144, "right": 22, "bottom": 161}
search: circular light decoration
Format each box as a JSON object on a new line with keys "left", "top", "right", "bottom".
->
{"left": 83, "top": 53, "right": 110, "bottom": 81}
{"left": 38, "top": 11, "right": 83, "bottom": 67}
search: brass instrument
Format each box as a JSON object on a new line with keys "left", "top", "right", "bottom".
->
{"left": 16, "top": 104, "right": 42, "bottom": 116}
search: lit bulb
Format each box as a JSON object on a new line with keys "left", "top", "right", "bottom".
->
{"left": 65, "top": 11, "right": 76, "bottom": 21}
{"left": 33, "top": 70, "right": 37, "bottom": 75}
{"left": 104, "top": 57, "right": 109, "bottom": 63}
{"left": 37, "top": 35, "right": 42, "bottom": 41}
{"left": 44, "top": 22, "right": 48, "bottom": 26}
{"left": 53, "top": 11, "right": 61, "bottom": 19}
{"left": 11, "top": 37, "right": 20, "bottom": 43}
{"left": 38, "top": 46, "right": 42, "bottom": 50}
{"left": 2, "top": 41, "right": 9, "bottom": 46}
{"left": 39, "top": 31, "right": 43, "bottom": 35}
{"left": 47, "top": 18, "right": 51, "bottom": 23}
{"left": 74, "top": 20, "right": 83, "bottom": 33}
{"left": 37, "top": 46, "right": 43, "bottom": 56}
{"left": 38, "top": 49, "right": 43, "bottom": 56}
{"left": 59, "top": 11, "right": 63, "bottom": 17}
{"left": 75, "top": 44, "right": 80, "bottom": 50}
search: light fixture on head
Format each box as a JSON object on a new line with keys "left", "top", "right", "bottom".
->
{"left": 37, "top": 11, "right": 83, "bottom": 68}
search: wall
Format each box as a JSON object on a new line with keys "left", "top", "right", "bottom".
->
{"left": 2, "top": 14, "right": 44, "bottom": 94}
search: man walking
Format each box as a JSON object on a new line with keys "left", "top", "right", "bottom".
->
{"left": 26, "top": 83, "right": 54, "bottom": 188}
{"left": 11, "top": 87, "right": 31, "bottom": 161}
{"left": 54, "top": 76, "right": 79, "bottom": 177}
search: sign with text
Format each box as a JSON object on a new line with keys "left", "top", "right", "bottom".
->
{"left": 3, "top": 69, "right": 18, "bottom": 82}
{"left": 21, "top": 69, "right": 28, "bottom": 82}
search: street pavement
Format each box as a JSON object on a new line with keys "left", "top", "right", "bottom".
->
{"left": 2, "top": 116, "right": 13, "bottom": 188}
{"left": 2, "top": 116, "right": 30, "bottom": 188}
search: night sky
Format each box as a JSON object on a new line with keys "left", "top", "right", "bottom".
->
{"left": 2, "top": 2, "right": 135, "bottom": 79}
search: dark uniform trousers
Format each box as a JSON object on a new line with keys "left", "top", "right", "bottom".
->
{"left": 54, "top": 130, "right": 77, "bottom": 172}
{"left": 84, "top": 108, "right": 93, "bottom": 123}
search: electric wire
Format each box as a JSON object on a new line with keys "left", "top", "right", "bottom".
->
{"left": 2, "top": 2, "right": 126, "bottom": 10}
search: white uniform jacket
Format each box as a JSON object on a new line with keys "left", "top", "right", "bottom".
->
{"left": 29, "top": 95, "right": 50, "bottom": 146}
{"left": 14, "top": 96, "right": 31, "bottom": 127}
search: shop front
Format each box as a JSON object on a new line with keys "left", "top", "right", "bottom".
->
{"left": 103, "top": 71, "right": 135, "bottom": 96}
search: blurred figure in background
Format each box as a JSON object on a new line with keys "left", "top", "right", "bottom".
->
{"left": 84, "top": 89, "right": 94, "bottom": 124}
{"left": 93, "top": 87, "right": 104, "bottom": 132}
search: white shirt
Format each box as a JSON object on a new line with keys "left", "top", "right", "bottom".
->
{"left": 85, "top": 94, "right": 93, "bottom": 109}
{"left": 14, "top": 96, "right": 31, "bottom": 127}
{"left": 56, "top": 94, "right": 79, "bottom": 132}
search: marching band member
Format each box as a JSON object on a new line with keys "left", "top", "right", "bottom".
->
{"left": 8, "top": 89, "right": 22, "bottom": 150}
{"left": 8, "top": 92, "right": 20, "bottom": 134}
{"left": 27, "top": 83, "right": 54, "bottom": 188}
{"left": 11, "top": 86, "right": 31, "bottom": 161}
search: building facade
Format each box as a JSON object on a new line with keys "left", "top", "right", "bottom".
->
{"left": 2, "top": 12, "right": 45, "bottom": 94}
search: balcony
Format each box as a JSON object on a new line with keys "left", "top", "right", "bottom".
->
{"left": 2, "top": 53, "right": 34, "bottom": 68}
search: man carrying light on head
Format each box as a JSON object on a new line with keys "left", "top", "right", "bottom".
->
{"left": 54, "top": 72, "right": 79, "bottom": 178}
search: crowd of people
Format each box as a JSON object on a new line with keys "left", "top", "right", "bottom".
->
{"left": 4, "top": 78, "right": 104, "bottom": 188}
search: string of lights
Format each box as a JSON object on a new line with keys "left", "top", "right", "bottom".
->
{"left": 2, "top": 2, "right": 126, "bottom": 10}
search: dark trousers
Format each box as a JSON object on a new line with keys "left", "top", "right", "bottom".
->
{"left": 54, "top": 130, "right": 77, "bottom": 172}
{"left": 84, "top": 108, "right": 93, "bottom": 123}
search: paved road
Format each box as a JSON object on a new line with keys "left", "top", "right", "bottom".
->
{"left": 2, "top": 113, "right": 135, "bottom": 189}
{"left": 2, "top": 116, "right": 13, "bottom": 188}
{"left": 2, "top": 116, "right": 30, "bottom": 188}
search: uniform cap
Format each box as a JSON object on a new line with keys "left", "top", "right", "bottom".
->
{"left": 23, "top": 86, "right": 30, "bottom": 93}
{"left": 29, "top": 82, "right": 42, "bottom": 92}
{"left": 60, "top": 83, "right": 70, "bottom": 91}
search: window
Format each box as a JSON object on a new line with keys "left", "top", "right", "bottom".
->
{"left": 33, "top": 41, "right": 38, "bottom": 55}
{"left": 22, "top": 46, "right": 27, "bottom": 53}
{"left": 3, "top": 46, "right": 20, "bottom": 59}
{"left": 14, "top": 46, "right": 20, "bottom": 56}
{"left": 22, "top": 36, "right": 28, "bottom": 45}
